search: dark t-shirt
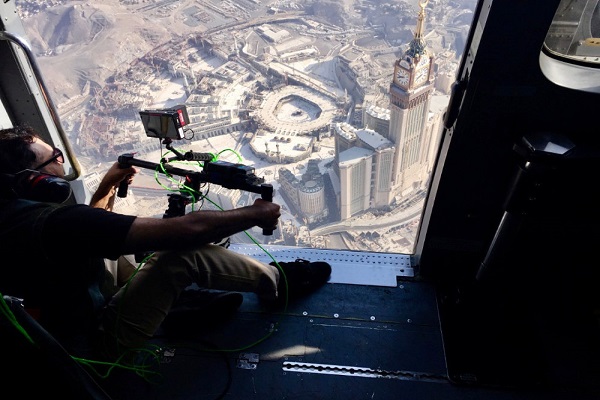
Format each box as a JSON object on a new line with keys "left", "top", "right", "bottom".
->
{"left": 0, "top": 198, "right": 136, "bottom": 355}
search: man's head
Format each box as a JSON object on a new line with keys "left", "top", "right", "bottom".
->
{"left": 0, "top": 124, "right": 71, "bottom": 202}
{"left": 0, "top": 124, "right": 65, "bottom": 176}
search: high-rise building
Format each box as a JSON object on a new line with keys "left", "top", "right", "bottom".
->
{"left": 363, "top": 104, "right": 390, "bottom": 139}
{"left": 388, "top": 0, "right": 435, "bottom": 197}
{"left": 334, "top": 122, "right": 394, "bottom": 219}
{"left": 334, "top": 1, "right": 436, "bottom": 219}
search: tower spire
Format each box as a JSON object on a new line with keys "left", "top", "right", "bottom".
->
{"left": 407, "top": 0, "right": 429, "bottom": 58}
{"left": 415, "top": 0, "right": 428, "bottom": 39}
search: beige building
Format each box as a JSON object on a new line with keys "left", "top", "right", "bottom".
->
{"left": 334, "top": 123, "right": 394, "bottom": 219}
{"left": 277, "top": 159, "right": 328, "bottom": 224}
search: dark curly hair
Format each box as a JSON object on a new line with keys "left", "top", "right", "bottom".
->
{"left": 0, "top": 124, "right": 40, "bottom": 174}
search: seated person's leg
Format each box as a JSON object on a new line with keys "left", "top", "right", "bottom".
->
{"left": 100, "top": 251, "right": 195, "bottom": 355}
{"left": 116, "top": 254, "right": 139, "bottom": 286}
{"left": 170, "top": 244, "right": 280, "bottom": 300}
{"left": 99, "top": 246, "right": 331, "bottom": 357}
{"left": 100, "top": 245, "right": 278, "bottom": 354}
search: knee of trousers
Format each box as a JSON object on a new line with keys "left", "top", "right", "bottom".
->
{"left": 165, "top": 245, "right": 280, "bottom": 296}
{"left": 142, "top": 251, "right": 198, "bottom": 290}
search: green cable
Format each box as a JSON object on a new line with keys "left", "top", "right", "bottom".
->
{"left": 216, "top": 148, "right": 242, "bottom": 162}
{"left": 0, "top": 292, "right": 36, "bottom": 345}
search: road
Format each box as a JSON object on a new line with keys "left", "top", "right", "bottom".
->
{"left": 312, "top": 198, "right": 424, "bottom": 236}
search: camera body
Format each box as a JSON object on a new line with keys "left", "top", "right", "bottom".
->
{"left": 203, "top": 160, "right": 264, "bottom": 190}
{"left": 139, "top": 105, "right": 190, "bottom": 140}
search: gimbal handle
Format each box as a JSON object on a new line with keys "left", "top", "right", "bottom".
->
{"left": 261, "top": 185, "right": 274, "bottom": 235}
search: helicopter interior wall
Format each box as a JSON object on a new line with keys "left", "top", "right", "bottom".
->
{"left": 0, "top": 39, "right": 55, "bottom": 150}
{"left": 421, "top": 0, "right": 600, "bottom": 276}
{"left": 417, "top": 0, "right": 600, "bottom": 390}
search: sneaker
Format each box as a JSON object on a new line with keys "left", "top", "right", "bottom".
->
{"left": 270, "top": 259, "right": 332, "bottom": 300}
{"left": 162, "top": 289, "right": 243, "bottom": 334}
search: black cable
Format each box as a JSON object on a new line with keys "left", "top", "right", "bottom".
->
{"left": 169, "top": 339, "right": 233, "bottom": 400}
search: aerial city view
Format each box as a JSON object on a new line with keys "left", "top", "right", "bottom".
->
{"left": 17, "top": 0, "right": 476, "bottom": 253}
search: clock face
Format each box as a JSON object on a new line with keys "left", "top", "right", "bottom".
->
{"left": 396, "top": 68, "right": 409, "bottom": 86}
{"left": 417, "top": 57, "right": 430, "bottom": 68}
{"left": 414, "top": 66, "right": 429, "bottom": 85}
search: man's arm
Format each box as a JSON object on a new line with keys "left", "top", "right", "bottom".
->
{"left": 88, "top": 162, "right": 281, "bottom": 255}
{"left": 121, "top": 198, "right": 280, "bottom": 255}
{"left": 89, "top": 162, "right": 138, "bottom": 210}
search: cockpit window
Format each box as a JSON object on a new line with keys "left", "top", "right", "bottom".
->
{"left": 544, "top": 0, "right": 600, "bottom": 65}
{"left": 540, "top": 0, "right": 600, "bottom": 94}
{"left": 0, "top": 99, "right": 10, "bottom": 129}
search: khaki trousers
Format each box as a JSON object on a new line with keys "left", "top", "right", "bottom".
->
{"left": 101, "top": 244, "right": 279, "bottom": 353}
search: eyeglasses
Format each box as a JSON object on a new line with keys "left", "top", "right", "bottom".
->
{"left": 34, "top": 147, "right": 64, "bottom": 171}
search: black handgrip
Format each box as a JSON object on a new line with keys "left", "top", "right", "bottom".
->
{"left": 184, "top": 151, "right": 214, "bottom": 162}
{"left": 261, "top": 183, "right": 274, "bottom": 236}
{"left": 117, "top": 180, "right": 129, "bottom": 198}
{"left": 117, "top": 153, "right": 133, "bottom": 198}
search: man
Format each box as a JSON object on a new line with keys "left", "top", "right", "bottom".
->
{"left": 0, "top": 124, "right": 331, "bottom": 360}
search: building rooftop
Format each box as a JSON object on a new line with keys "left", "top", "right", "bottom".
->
{"left": 356, "top": 128, "right": 392, "bottom": 150}
{"left": 339, "top": 146, "right": 373, "bottom": 164}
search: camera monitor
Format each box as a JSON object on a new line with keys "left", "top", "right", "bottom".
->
{"left": 139, "top": 105, "right": 190, "bottom": 140}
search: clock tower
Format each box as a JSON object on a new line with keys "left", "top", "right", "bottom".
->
{"left": 389, "top": 0, "right": 434, "bottom": 196}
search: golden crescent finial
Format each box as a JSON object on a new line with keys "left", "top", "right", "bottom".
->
{"left": 414, "top": 0, "right": 428, "bottom": 40}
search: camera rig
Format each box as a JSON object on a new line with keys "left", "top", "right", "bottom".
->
{"left": 117, "top": 138, "right": 274, "bottom": 236}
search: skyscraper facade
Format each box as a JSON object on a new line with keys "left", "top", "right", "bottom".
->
{"left": 334, "top": 1, "right": 436, "bottom": 220}
{"left": 388, "top": 0, "right": 435, "bottom": 197}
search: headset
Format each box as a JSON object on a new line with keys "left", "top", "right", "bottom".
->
{"left": 0, "top": 169, "right": 72, "bottom": 203}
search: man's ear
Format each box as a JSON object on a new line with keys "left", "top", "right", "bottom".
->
{"left": 11, "top": 170, "right": 72, "bottom": 203}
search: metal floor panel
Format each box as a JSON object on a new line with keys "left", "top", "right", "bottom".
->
{"left": 98, "top": 280, "right": 445, "bottom": 399}
{"left": 229, "top": 244, "right": 414, "bottom": 286}
{"left": 96, "top": 280, "right": 599, "bottom": 400}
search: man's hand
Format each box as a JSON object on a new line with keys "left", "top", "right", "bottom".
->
{"left": 103, "top": 162, "right": 138, "bottom": 188}
{"left": 89, "top": 162, "right": 139, "bottom": 210}
{"left": 251, "top": 198, "right": 281, "bottom": 231}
